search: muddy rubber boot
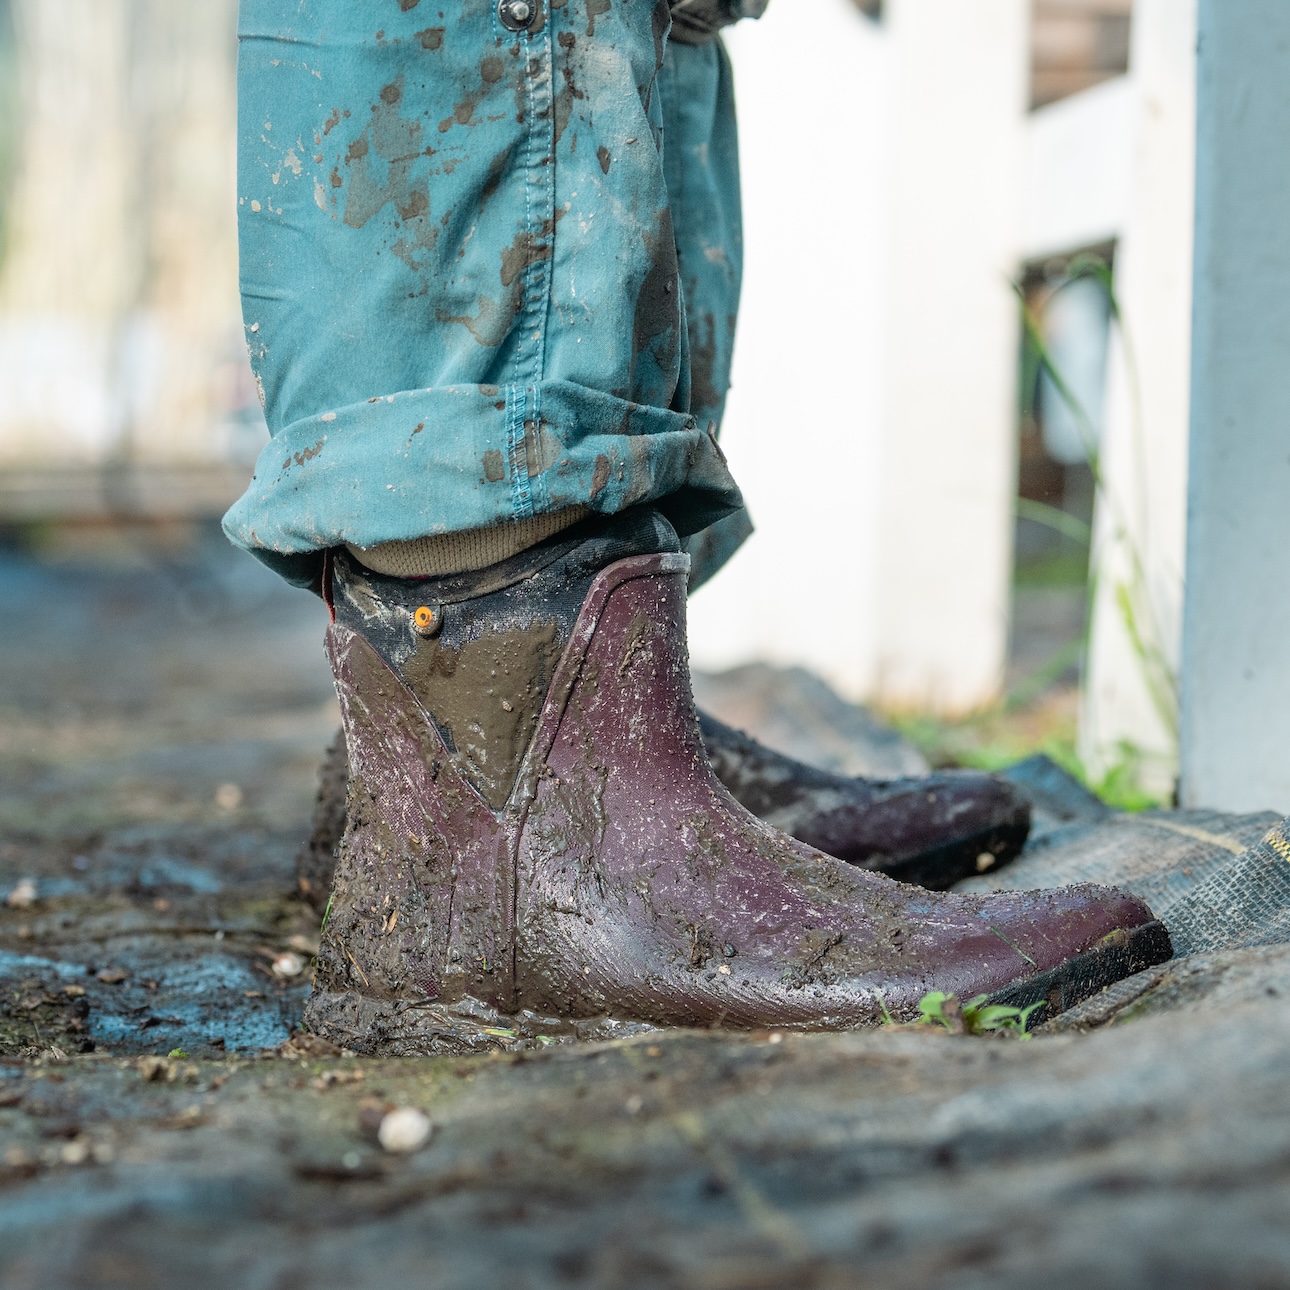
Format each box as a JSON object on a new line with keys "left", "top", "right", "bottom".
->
{"left": 297, "top": 714, "right": 1029, "bottom": 906}
{"left": 700, "top": 717, "right": 1031, "bottom": 889}
{"left": 307, "top": 512, "right": 1171, "bottom": 1052}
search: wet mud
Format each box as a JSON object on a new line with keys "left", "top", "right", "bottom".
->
{"left": 0, "top": 531, "right": 333, "bottom": 1061}
{"left": 9, "top": 967, "right": 1290, "bottom": 1288}
{"left": 4, "top": 528, "right": 1290, "bottom": 1286}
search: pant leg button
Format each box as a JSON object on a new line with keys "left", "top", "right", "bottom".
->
{"left": 498, "top": 0, "right": 536, "bottom": 31}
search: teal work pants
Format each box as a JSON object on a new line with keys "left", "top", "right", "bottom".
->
{"left": 223, "top": 0, "right": 753, "bottom": 590}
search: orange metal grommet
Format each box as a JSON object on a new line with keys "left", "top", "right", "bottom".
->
{"left": 412, "top": 604, "right": 442, "bottom": 638}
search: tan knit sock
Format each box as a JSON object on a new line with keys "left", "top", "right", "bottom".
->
{"left": 346, "top": 506, "right": 589, "bottom": 578}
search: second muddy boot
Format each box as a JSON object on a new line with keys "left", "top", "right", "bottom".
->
{"left": 308, "top": 511, "right": 1170, "bottom": 1053}
{"left": 701, "top": 716, "right": 1030, "bottom": 889}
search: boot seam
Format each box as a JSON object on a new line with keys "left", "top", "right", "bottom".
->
{"left": 515, "top": 552, "right": 691, "bottom": 799}
{"left": 509, "top": 553, "right": 690, "bottom": 1002}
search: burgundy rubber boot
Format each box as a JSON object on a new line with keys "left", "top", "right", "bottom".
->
{"left": 296, "top": 713, "right": 1029, "bottom": 907}
{"left": 307, "top": 515, "right": 1170, "bottom": 1053}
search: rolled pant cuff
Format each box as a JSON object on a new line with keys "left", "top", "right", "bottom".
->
{"left": 222, "top": 379, "right": 744, "bottom": 588}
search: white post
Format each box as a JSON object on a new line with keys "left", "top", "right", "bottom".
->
{"left": 1179, "top": 0, "right": 1290, "bottom": 814}
{"left": 870, "top": 0, "right": 1029, "bottom": 714}
{"left": 1078, "top": 0, "right": 1197, "bottom": 799}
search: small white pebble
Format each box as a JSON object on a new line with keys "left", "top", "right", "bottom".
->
{"left": 5, "top": 878, "right": 36, "bottom": 909}
{"left": 214, "top": 783, "right": 243, "bottom": 811}
{"left": 378, "top": 1107, "right": 432, "bottom": 1154}
{"left": 272, "top": 952, "right": 306, "bottom": 978}
{"left": 60, "top": 1139, "right": 91, "bottom": 1165}
{"left": 717, "top": 965, "right": 731, "bottom": 976}
{"left": 975, "top": 852, "right": 996, "bottom": 872}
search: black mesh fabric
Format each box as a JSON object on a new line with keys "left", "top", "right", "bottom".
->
{"left": 956, "top": 764, "right": 1290, "bottom": 957}
{"left": 1165, "top": 819, "right": 1290, "bottom": 956}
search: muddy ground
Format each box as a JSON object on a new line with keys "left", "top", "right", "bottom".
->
{"left": 3, "top": 526, "right": 1290, "bottom": 1289}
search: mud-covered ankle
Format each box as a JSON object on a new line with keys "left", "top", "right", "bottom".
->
{"left": 328, "top": 507, "right": 681, "bottom": 809}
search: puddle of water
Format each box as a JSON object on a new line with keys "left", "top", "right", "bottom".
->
{"left": 0, "top": 950, "right": 87, "bottom": 980}
{"left": 1, "top": 943, "right": 308, "bottom": 1055}
{"left": 135, "top": 858, "right": 224, "bottom": 894}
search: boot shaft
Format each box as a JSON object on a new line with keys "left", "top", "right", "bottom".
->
{"left": 317, "top": 513, "right": 687, "bottom": 1017}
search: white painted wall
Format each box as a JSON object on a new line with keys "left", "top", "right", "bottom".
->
{"left": 694, "top": 0, "right": 1208, "bottom": 774}
{"left": 1022, "top": 75, "right": 1133, "bottom": 261}
{"left": 687, "top": 0, "right": 889, "bottom": 698}
{"left": 868, "top": 0, "right": 1028, "bottom": 713}
{"left": 690, "top": 0, "right": 1030, "bottom": 717}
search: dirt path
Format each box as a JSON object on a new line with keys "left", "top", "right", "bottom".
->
{"left": 3, "top": 528, "right": 1289, "bottom": 1288}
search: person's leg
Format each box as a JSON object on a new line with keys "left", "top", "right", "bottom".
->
{"left": 234, "top": 1, "right": 1169, "bottom": 1048}
{"left": 281, "top": 20, "right": 1028, "bottom": 905}
{"left": 225, "top": 0, "right": 741, "bottom": 589}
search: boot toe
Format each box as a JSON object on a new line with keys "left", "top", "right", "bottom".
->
{"left": 977, "top": 883, "right": 1171, "bottom": 1022}
{"left": 986, "top": 881, "right": 1157, "bottom": 973}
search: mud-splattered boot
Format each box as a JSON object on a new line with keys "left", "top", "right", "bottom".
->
{"left": 299, "top": 686, "right": 1029, "bottom": 907}
{"left": 306, "top": 511, "right": 1170, "bottom": 1053}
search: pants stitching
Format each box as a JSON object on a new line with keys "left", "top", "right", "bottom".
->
{"left": 506, "top": 10, "right": 555, "bottom": 521}
{"left": 506, "top": 386, "right": 533, "bottom": 519}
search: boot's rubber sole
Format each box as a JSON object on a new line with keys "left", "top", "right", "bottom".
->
{"left": 305, "top": 920, "right": 1173, "bottom": 1055}
{"left": 986, "top": 918, "right": 1173, "bottom": 1025}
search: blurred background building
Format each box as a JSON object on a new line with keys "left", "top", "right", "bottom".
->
{"left": 690, "top": 0, "right": 1194, "bottom": 805}
{"left": 0, "top": 0, "right": 1236, "bottom": 805}
{"left": 0, "top": 0, "right": 254, "bottom": 520}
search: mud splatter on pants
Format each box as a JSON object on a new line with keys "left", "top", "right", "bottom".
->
{"left": 223, "top": 0, "right": 757, "bottom": 591}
